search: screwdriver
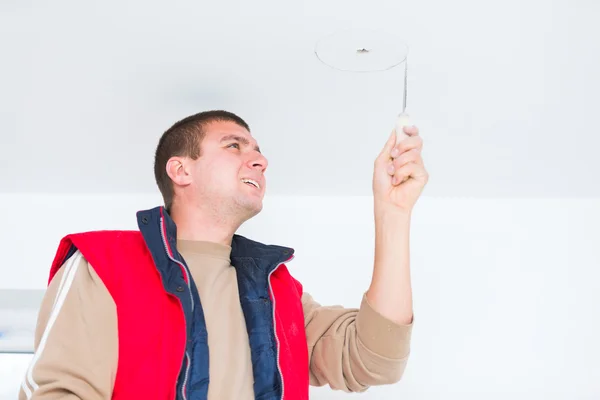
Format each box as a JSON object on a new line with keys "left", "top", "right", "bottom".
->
{"left": 394, "top": 59, "right": 411, "bottom": 143}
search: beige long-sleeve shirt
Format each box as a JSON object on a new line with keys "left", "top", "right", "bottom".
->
{"left": 19, "top": 241, "right": 412, "bottom": 399}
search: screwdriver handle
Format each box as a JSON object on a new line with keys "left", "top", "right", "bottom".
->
{"left": 394, "top": 112, "right": 411, "bottom": 143}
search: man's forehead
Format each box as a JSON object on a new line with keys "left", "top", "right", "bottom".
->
{"left": 205, "top": 120, "right": 251, "bottom": 138}
{"left": 205, "top": 120, "right": 261, "bottom": 151}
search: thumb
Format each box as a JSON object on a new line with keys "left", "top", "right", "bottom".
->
{"left": 377, "top": 130, "right": 397, "bottom": 163}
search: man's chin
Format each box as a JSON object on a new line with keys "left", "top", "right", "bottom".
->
{"left": 235, "top": 199, "right": 263, "bottom": 221}
{"left": 247, "top": 203, "right": 263, "bottom": 218}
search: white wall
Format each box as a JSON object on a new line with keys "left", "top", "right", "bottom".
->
{"left": 1, "top": 193, "right": 599, "bottom": 399}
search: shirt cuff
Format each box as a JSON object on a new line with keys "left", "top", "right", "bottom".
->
{"left": 356, "top": 292, "right": 413, "bottom": 359}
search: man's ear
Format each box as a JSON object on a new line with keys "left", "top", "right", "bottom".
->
{"left": 166, "top": 156, "right": 192, "bottom": 187}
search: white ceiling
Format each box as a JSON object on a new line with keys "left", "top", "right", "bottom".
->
{"left": 1, "top": 0, "right": 599, "bottom": 198}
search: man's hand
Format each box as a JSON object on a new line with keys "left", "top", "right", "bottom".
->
{"left": 373, "top": 126, "right": 428, "bottom": 214}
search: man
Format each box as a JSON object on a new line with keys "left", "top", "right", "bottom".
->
{"left": 20, "top": 110, "right": 428, "bottom": 400}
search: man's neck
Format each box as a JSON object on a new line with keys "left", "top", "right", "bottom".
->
{"left": 169, "top": 204, "right": 240, "bottom": 246}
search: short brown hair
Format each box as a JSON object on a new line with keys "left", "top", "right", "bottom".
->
{"left": 154, "top": 110, "right": 250, "bottom": 210}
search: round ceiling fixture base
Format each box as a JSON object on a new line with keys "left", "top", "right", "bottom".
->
{"left": 315, "top": 28, "right": 408, "bottom": 72}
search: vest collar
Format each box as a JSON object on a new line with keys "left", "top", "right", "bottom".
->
{"left": 136, "top": 206, "right": 294, "bottom": 269}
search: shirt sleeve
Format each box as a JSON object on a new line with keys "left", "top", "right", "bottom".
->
{"left": 302, "top": 291, "right": 412, "bottom": 393}
{"left": 19, "top": 250, "right": 118, "bottom": 400}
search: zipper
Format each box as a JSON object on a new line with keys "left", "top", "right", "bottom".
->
{"left": 159, "top": 217, "right": 194, "bottom": 312}
{"left": 181, "top": 353, "right": 191, "bottom": 400}
{"left": 267, "top": 254, "right": 295, "bottom": 400}
{"left": 159, "top": 216, "right": 194, "bottom": 400}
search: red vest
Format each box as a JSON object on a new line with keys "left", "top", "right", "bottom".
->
{"left": 49, "top": 230, "right": 309, "bottom": 399}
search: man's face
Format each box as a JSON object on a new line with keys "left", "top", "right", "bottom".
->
{"left": 189, "top": 120, "right": 268, "bottom": 219}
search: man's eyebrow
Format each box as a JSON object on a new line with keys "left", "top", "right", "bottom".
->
{"left": 220, "top": 134, "right": 261, "bottom": 153}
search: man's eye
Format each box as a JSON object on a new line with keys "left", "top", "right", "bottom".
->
{"left": 227, "top": 143, "right": 240, "bottom": 149}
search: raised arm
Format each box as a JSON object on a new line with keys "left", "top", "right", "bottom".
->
{"left": 367, "top": 126, "right": 427, "bottom": 325}
{"left": 303, "top": 126, "right": 427, "bottom": 392}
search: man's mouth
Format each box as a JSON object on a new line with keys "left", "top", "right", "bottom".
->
{"left": 241, "top": 178, "right": 260, "bottom": 190}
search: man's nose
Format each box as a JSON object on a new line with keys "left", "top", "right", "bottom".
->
{"left": 248, "top": 153, "right": 268, "bottom": 172}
